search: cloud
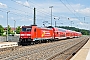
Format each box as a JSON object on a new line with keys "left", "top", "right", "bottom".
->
{"left": 24, "top": 1, "right": 30, "bottom": 7}
{"left": 79, "top": 22, "right": 84, "bottom": 25}
{"left": 16, "top": 1, "right": 22, "bottom": 4}
{"left": 79, "top": 22, "right": 88, "bottom": 26}
{"left": 16, "top": 1, "right": 30, "bottom": 7}
{"left": 75, "top": 8, "right": 90, "bottom": 16}
{"left": 0, "top": 2, "right": 7, "bottom": 8}
{"left": 78, "top": 22, "right": 89, "bottom": 30}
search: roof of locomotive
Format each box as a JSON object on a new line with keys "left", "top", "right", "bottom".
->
{"left": 22, "top": 25, "right": 37, "bottom": 28}
{"left": 22, "top": 26, "right": 32, "bottom": 28}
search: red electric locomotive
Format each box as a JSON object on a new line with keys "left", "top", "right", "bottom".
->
{"left": 19, "top": 25, "right": 54, "bottom": 45}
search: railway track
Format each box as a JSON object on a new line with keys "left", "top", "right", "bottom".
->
{"left": 47, "top": 37, "right": 89, "bottom": 60}
{"left": 0, "top": 36, "right": 89, "bottom": 60}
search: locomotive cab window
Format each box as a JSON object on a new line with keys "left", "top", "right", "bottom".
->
{"left": 22, "top": 28, "right": 26, "bottom": 31}
{"left": 22, "top": 28, "right": 32, "bottom": 31}
{"left": 26, "top": 28, "right": 31, "bottom": 31}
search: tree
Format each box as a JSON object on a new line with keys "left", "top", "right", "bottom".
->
{"left": 0, "top": 25, "right": 4, "bottom": 36}
{"left": 16, "top": 26, "right": 21, "bottom": 34}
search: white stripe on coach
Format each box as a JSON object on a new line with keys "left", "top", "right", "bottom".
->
{"left": 21, "top": 34, "right": 31, "bottom": 36}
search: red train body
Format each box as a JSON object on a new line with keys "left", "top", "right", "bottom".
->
{"left": 19, "top": 25, "right": 82, "bottom": 45}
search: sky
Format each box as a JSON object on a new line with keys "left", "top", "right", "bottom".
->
{"left": 0, "top": 0, "right": 90, "bottom": 30}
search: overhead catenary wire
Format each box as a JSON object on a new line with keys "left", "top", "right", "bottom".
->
{"left": 65, "top": 0, "right": 81, "bottom": 20}
{"left": 11, "top": 0, "right": 65, "bottom": 22}
{"left": 1, "top": 0, "right": 85, "bottom": 22}
{"left": 28, "top": 0, "right": 58, "bottom": 19}
{"left": 11, "top": 0, "right": 33, "bottom": 9}
{"left": 0, "top": 7, "right": 50, "bottom": 24}
{"left": 0, "top": 2, "right": 32, "bottom": 18}
{"left": 26, "top": 0, "right": 54, "bottom": 17}
{"left": 10, "top": 0, "right": 54, "bottom": 25}
{"left": 65, "top": 0, "right": 89, "bottom": 26}
{"left": 59, "top": 0, "right": 89, "bottom": 28}
{"left": 0, "top": 8, "right": 32, "bottom": 18}
{"left": 0, "top": 8, "right": 34, "bottom": 23}
{"left": 59, "top": 0, "right": 80, "bottom": 20}
{"left": 0, "top": 2, "right": 34, "bottom": 20}
{"left": 11, "top": 0, "right": 51, "bottom": 17}
{"left": 26, "top": 0, "right": 84, "bottom": 26}
{"left": 26, "top": 0, "right": 62, "bottom": 25}
{"left": 8, "top": 6, "right": 32, "bottom": 14}
{"left": 65, "top": 0, "right": 76, "bottom": 13}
